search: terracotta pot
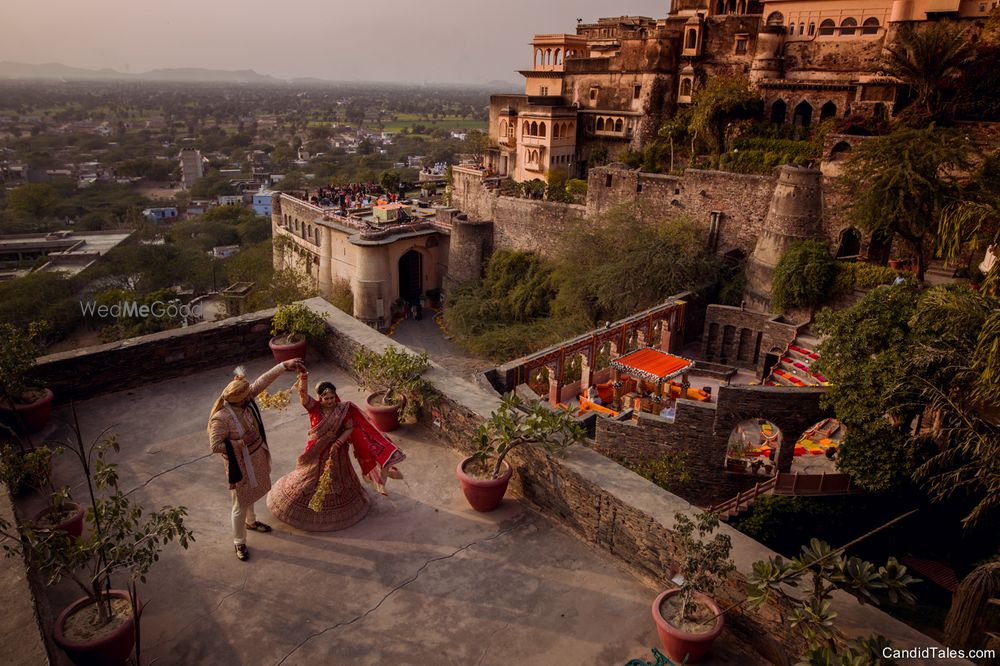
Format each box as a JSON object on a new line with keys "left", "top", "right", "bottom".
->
{"left": 0, "top": 388, "right": 54, "bottom": 434}
{"left": 652, "top": 589, "right": 724, "bottom": 664}
{"left": 456, "top": 457, "right": 512, "bottom": 512}
{"left": 366, "top": 391, "right": 405, "bottom": 432}
{"left": 268, "top": 336, "right": 307, "bottom": 363}
{"left": 54, "top": 590, "right": 139, "bottom": 666}
{"left": 33, "top": 501, "right": 86, "bottom": 538}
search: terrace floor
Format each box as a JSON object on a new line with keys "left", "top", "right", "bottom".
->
{"left": 14, "top": 355, "right": 755, "bottom": 666}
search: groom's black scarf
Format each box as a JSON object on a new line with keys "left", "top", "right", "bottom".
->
{"left": 224, "top": 399, "right": 267, "bottom": 485}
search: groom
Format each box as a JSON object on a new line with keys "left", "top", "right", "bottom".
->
{"left": 208, "top": 359, "right": 306, "bottom": 561}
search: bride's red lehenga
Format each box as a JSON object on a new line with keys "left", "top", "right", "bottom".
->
{"left": 267, "top": 386, "right": 404, "bottom": 531}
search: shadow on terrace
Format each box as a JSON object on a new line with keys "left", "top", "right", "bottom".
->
{"left": 2, "top": 298, "right": 957, "bottom": 665}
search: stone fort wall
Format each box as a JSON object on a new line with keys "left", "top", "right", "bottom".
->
{"left": 451, "top": 164, "right": 860, "bottom": 269}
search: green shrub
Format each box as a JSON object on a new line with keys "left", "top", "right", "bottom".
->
{"left": 829, "top": 263, "right": 857, "bottom": 298}
{"left": 853, "top": 262, "right": 902, "bottom": 288}
{"left": 772, "top": 240, "right": 837, "bottom": 311}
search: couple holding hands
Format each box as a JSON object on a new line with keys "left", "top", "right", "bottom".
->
{"left": 207, "top": 360, "right": 404, "bottom": 561}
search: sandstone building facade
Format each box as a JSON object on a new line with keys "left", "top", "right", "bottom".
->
{"left": 484, "top": 0, "right": 991, "bottom": 182}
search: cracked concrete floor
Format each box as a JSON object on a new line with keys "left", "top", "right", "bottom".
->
{"left": 28, "top": 356, "right": 663, "bottom": 666}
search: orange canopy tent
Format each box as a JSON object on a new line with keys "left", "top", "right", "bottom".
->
{"left": 610, "top": 348, "right": 694, "bottom": 384}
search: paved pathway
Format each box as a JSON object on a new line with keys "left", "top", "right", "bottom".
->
{"left": 388, "top": 311, "right": 492, "bottom": 382}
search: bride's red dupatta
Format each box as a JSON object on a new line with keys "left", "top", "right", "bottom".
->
{"left": 341, "top": 400, "right": 405, "bottom": 494}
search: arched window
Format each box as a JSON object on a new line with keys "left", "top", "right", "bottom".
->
{"left": 530, "top": 121, "right": 538, "bottom": 136}
{"left": 545, "top": 49, "right": 552, "bottom": 65}
{"left": 862, "top": 17, "right": 880, "bottom": 34}
{"left": 793, "top": 100, "right": 813, "bottom": 127}
{"left": 808, "top": 22, "right": 815, "bottom": 35}
{"left": 840, "top": 17, "right": 857, "bottom": 36}
{"left": 523, "top": 120, "right": 530, "bottom": 135}
{"left": 770, "top": 99, "right": 787, "bottom": 123}
{"left": 766, "top": 11, "right": 784, "bottom": 25}
{"left": 685, "top": 29, "right": 697, "bottom": 49}
{"left": 819, "top": 19, "right": 835, "bottom": 35}
{"left": 596, "top": 117, "right": 606, "bottom": 131}
{"left": 799, "top": 23, "right": 805, "bottom": 35}
{"left": 534, "top": 50, "right": 540, "bottom": 67}
{"left": 554, "top": 48, "right": 561, "bottom": 65}
{"left": 553, "top": 123, "right": 560, "bottom": 139}
{"left": 539, "top": 122, "right": 546, "bottom": 137}
{"left": 499, "top": 120, "right": 507, "bottom": 137}
{"left": 820, "top": 101, "right": 837, "bottom": 120}
{"left": 315, "top": 227, "right": 321, "bottom": 244}
{"left": 614, "top": 118, "right": 623, "bottom": 132}
{"left": 680, "top": 78, "right": 693, "bottom": 97}
{"left": 788, "top": 23, "right": 796, "bottom": 36}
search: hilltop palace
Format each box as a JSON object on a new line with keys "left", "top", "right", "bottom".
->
{"left": 273, "top": 0, "right": 990, "bottom": 337}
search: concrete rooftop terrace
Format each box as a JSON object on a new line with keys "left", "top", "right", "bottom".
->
{"left": 5, "top": 299, "right": 966, "bottom": 666}
{"left": 18, "top": 356, "right": 684, "bottom": 665}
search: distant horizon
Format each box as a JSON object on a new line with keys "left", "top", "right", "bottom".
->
{"left": 0, "top": 60, "right": 523, "bottom": 88}
{"left": 5, "top": 0, "right": 667, "bottom": 85}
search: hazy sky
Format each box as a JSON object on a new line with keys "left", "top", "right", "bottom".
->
{"left": 6, "top": 0, "right": 669, "bottom": 84}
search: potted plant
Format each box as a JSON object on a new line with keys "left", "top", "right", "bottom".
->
{"left": 0, "top": 442, "right": 85, "bottom": 536}
{"left": 269, "top": 303, "right": 327, "bottom": 362}
{"left": 457, "top": 393, "right": 585, "bottom": 512}
{"left": 0, "top": 410, "right": 194, "bottom": 665}
{"left": 353, "top": 346, "right": 433, "bottom": 432}
{"left": 651, "top": 511, "right": 734, "bottom": 663}
{"left": 0, "top": 321, "right": 54, "bottom": 435}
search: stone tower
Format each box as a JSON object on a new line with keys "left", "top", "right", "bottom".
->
{"left": 744, "top": 166, "right": 825, "bottom": 312}
{"left": 443, "top": 218, "right": 494, "bottom": 294}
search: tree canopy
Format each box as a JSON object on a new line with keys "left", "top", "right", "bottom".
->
{"left": 843, "top": 126, "right": 971, "bottom": 281}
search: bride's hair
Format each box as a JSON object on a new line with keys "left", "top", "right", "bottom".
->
{"left": 316, "top": 381, "right": 337, "bottom": 396}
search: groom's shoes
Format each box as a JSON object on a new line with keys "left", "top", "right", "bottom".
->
{"left": 245, "top": 521, "right": 272, "bottom": 533}
{"left": 235, "top": 544, "right": 249, "bottom": 561}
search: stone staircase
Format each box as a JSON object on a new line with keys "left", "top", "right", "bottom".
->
{"left": 764, "top": 340, "right": 828, "bottom": 387}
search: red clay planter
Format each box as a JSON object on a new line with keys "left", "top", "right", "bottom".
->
{"left": 456, "top": 457, "right": 512, "bottom": 512}
{"left": 651, "top": 589, "right": 725, "bottom": 664}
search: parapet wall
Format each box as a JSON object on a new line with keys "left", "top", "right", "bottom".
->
{"left": 34, "top": 311, "right": 275, "bottom": 403}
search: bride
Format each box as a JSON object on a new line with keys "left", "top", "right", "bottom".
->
{"left": 267, "top": 373, "right": 404, "bottom": 531}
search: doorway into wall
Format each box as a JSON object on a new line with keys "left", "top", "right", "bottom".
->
{"left": 398, "top": 250, "right": 422, "bottom": 304}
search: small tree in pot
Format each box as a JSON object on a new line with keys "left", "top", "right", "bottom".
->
{"left": 269, "top": 303, "right": 327, "bottom": 362}
{"left": 457, "top": 393, "right": 585, "bottom": 511}
{"left": 0, "top": 442, "right": 85, "bottom": 536}
{"left": 652, "top": 511, "right": 734, "bottom": 663}
{"left": 353, "top": 346, "right": 433, "bottom": 432}
{"left": 0, "top": 321, "right": 54, "bottom": 436}
{"left": 0, "top": 412, "right": 194, "bottom": 665}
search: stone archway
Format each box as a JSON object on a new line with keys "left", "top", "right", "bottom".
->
{"left": 398, "top": 249, "right": 423, "bottom": 304}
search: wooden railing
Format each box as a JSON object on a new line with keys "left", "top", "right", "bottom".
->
{"left": 710, "top": 476, "right": 777, "bottom": 517}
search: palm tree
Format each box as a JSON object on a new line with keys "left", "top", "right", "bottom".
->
{"left": 883, "top": 22, "right": 975, "bottom": 122}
